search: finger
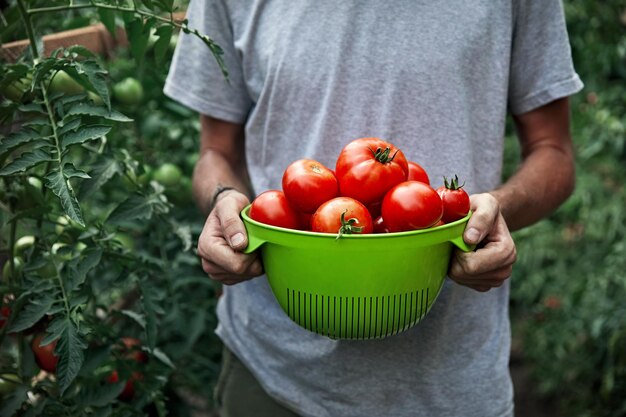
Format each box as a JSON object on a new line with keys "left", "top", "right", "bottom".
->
{"left": 214, "top": 192, "right": 250, "bottom": 250}
{"left": 452, "top": 224, "right": 516, "bottom": 276}
{"left": 463, "top": 193, "right": 499, "bottom": 245}
{"left": 201, "top": 251, "right": 263, "bottom": 279}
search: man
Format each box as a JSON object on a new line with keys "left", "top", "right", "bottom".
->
{"left": 165, "top": 0, "right": 582, "bottom": 415}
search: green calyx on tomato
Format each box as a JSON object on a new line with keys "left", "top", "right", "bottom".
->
{"left": 443, "top": 175, "right": 465, "bottom": 190}
{"left": 370, "top": 146, "right": 398, "bottom": 164}
{"left": 2, "top": 257, "right": 24, "bottom": 281}
{"left": 336, "top": 210, "right": 364, "bottom": 239}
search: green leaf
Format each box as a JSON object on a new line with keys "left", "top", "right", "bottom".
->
{"left": 98, "top": 8, "right": 117, "bottom": 38}
{"left": 57, "top": 118, "right": 82, "bottom": 136}
{"left": 125, "top": 18, "right": 154, "bottom": 64}
{"left": 61, "top": 124, "right": 111, "bottom": 147}
{"left": 0, "top": 385, "right": 29, "bottom": 417}
{"left": 154, "top": 25, "right": 173, "bottom": 65}
{"left": 7, "top": 294, "right": 55, "bottom": 333}
{"left": 0, "top": 148, "right": 54, "bottom": 176}
{"left": 77, "top": 381, "right": 125, "bottom": 407}
{"left": 67, "top": 45, "right": 96, "bottom": 59}
{"left": 18, "top": 102, "right": 46, "bottom": 114}
{"left": 67, "top": 248, "right": 102, "bottom": 292}
{"left": 72, "top": 60, "right": 111, "bottom": 110}
{"left": 44, "top": 169, "right": 85, "bottom": 227}
{"left": 78, "top": 156, "right": 120, "bottom": 200}
{"left": 65, "top": 102, "right": 132, "bottom": 122}
{"left": 140, "top": 282, "right": 164, "bottom": 350}
{"left": 107, "top": 193, "right": 157, "bottom": 224}
{"left": 63, "top": 163, "right": 91, "bottom": 179}
{"left": 47, "top": 317, "right": 86, "bottom": 394}
{"left": 120, "top": 309, "right": 146, "bottom": 328}
{"left": 152, "top": 347, "right": 175, "bottom": 369}
{"left": 0, "top": 128, "right": 45, "bottom": 155}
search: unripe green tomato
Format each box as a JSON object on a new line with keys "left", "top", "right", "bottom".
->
{"left": 113, "top": 77, "right": 144, "bottom": 106}
{"left": 166, "top": 176, "right": 193, "bottom": 205}
{"left": 15, "top": 235, "right": 35, "bottom": 255}
{"left": 0, "top": 374, "right": 21, "bottom": 396}
{"left": 51, "top": 243, "right": 72, "bottom": 261}
{"left": 16, "top": 177, "right": 45, "bottom": 211}
{"left": 0, "top": 72, "right": 33, "bottom": 103}
{"left": 55, "top": 215, "right": 84, "bottom": 235}
{"left": 137, "top": 165, "right": 153, "bottom": 186}
{"left": 2, "top": 257, "right": 24, "bottom": 281}
{"left": 49, "top": 70, "right": 84, "bottom": 96}
{"left": 152, "top": 163, "right": 182, "bottom": 188}
{"left": 88, "top": 91, "right": 104, "bottom": 105}
{"left": 35, "top": 261, "right": 57, "bottom": 279}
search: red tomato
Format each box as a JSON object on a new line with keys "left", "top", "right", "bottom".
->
{"left": 282, "top": 159, "right": 338, "bottom": 213}
{"left": 107, "top": 370, "right": 143, "bottom": 402}
{"left": 407, "top": 161, "right": 430, "bottom": 185}
{"left": 436, "top": 175, "right": 470, "bottom": 223}
{"left": 31, "top": 334, "right": 59, "bottom": 373}
{"left": 335, "top": 138, "right": 408, "bottom": 206}
{"left": 373, "top": 216, "right": 390, "bottom": 234}
{"left": 311, "top": 197, "right": 373, "bottom": 237}
{"left": 121, "top": 337, "right": 148, "bottom": 363}
{"left": 298, "top": 212, "right": 313, "bottom": 231}
{"left": 382, "top": 181, "right": 443, "bottom": 232}
{"left": 367, "top": 201, "right": 382, "bottom": 219}
{"left": 249, "top": 190, "right": 302, "bottom": 229}
{"left": 0, "top": 306, "right": 10, "bottom": 329}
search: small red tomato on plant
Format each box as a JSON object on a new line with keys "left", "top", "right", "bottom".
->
{"left": 282, "top": 159, "right": 338, "bottom": 213}
{"left": 436, "top": 175, "right": 470, "bottom": 223}
{"left": 311, "top": 197, "right": 373, "bottom": 238}
{"left": 0, "top": 306, "right": 10, "bottom": 329}
{"left": 249, "top": 190, "right": 302, "bottom": 230}
{"left": 407, "top": 161, "right": 430, "bottom": 185}
{"left": 335, "top": 137, "right": 408, "bottom": 206}
{"left": 107, "top": 370, "right": 143, "bottom": 402}
{"left": 31, "top": 334, "right": 59, "bottom": 373}
{"left": 382, "top": 181, "right": 443, "bottom": 232}
{"left": 120, "top": 337, "right": 148, "bottom": 363}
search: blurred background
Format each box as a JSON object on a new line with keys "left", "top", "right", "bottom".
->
{"left": 0, "top": 0, "right": 625, "bottom": 416}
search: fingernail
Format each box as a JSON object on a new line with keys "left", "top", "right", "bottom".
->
{"left": 465, "top": 228, "right": 480, "bottom": 243}
{"left": 230, "top": 233, "right": 245, "bottom": 247}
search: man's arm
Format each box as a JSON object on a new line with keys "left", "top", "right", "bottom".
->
{"left": 194, "top": 115, "right": 263, "bottom": 285}
{"left": 449, "top": 97, "right": 576, "bottom": 291}
{"left": 193, "top": 115, "right": 252, "bottom": 215}
{"left": 492, "top": 97, "right": 575, "bottom": 231}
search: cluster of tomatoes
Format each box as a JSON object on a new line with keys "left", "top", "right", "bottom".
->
{"left": 249, "top": 137, "right": 470, "bottom": 237}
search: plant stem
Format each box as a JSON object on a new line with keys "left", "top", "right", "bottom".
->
{"left": 16, "top": 0, "right": 39, "bottom": 59}
{"left": 8, "top": 220, "right": 17, "bottom": 286}
{"left": 28, "top": 2, "right": 185, "bottom": 29}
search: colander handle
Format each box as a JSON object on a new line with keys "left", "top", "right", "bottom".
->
{"left": 242, "top": 234, "right": 266, "bottom": 254}
{"left": 450, "top": 236, "right": 476, "bottom": 253}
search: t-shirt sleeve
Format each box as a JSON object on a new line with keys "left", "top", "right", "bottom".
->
{"left": 163, "top": 0, "right": 252, "bottom": 123}
{"left": 508, "top": 0, "right": 584, "bottom": 115}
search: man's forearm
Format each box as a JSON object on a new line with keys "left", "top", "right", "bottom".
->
{"left": 192, "top": 150, "right": 252, "bottom": 216}
{"left": 491, "top": 139, "right": 575, "bottom": 232}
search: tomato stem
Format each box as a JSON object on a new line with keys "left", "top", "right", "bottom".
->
{"left": 369, "top": 147, "right": 398, "bottom": 164}
{"left": 336, "top": 210, "right": 364, "bottom": 240}
{"left": 443, "top": 175, "right": 465, "bottom": 190}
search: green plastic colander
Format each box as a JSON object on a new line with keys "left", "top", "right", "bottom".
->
{"left": 241, "top": 206, "right": 473, "bottom": 340}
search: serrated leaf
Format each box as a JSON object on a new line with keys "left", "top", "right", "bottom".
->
{"left": 65, "top": 102, "right": 132, "bottom": 122}
{"left": 140, "top": 282, "right": 162, "bottom": 350}
{"left": 98, "top": 8, "right": 117, "bottom": 38}
{"left": 78, "top": 157, "right": 120, "bottom": 200}
{"left": 0, "top": 148, "right": 54, "bottom": 176}
{"left": 78, "top": 381, "right": 125, "bottom": 408}
{"left": 154, "top": 25, "right": 173, "bottom": 65}
{"left": 0, "top": 128, "right": 46, "bottom": 155}
{"left": 8, "top": 294, "right": 55, "bottom": 333}
{"left": 61, "top": 125, "right": 111, "bottom": 147}
{"left": 63, "top": 162, "right": 91, "bottom": 179}
{"left": 72, "top": 60, "right": 111, "bottom": 110}
{"left": 67, "top": 248, "right": 102, "bottom": 292}
{"left": 107, "top": 193, "right": 157, "bottom": 224}
{"left": 44, "top": 169, "right": 85, "bottom": 226}
{"left": 18, "top": 102, "right": 46, "bottom": 114}
{"left": 58, "top": 118, "right": 82, "bottom": 136}
{"left": 50, "top": 318, "right": 87, "bottom": 394}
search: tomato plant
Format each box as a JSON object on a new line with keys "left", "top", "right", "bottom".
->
{"left": 311, "top": 197, "right": 373, "bottom": 237}
{"left": 250, "top": 190, "right": 302, "bottom": 229}
{"left": 335, "top": 137, "right": 408, "bottom": 205}
{"left": 112, "top": 77, "right": 144, "bottom": 106}
{"left": 382, "top": 181, "right": 443, "bottom": 232}
{"left": 436, "top": 175, "right": 470, "bottom": 223}
{"left": 0, "top": 374, "right": 21, "bottom": 396}
{"left": 407, "top": 161, "right": 430, "bottom": 185}
{"left": 282, "top": 159, "right": 338, "bottom": 213}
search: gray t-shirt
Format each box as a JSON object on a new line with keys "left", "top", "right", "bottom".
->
{"left": 164, "top": 1, "right": 582, "bottom": 416}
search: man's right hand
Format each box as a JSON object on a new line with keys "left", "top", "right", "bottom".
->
{"left": 197, "top": 190, "right": 264, "bottom": 285}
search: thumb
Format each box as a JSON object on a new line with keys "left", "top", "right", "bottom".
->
{"left": 464, "top": 193, "right": 499, "bottom": 245}
{"left": 214, "top": 192, "right": 250, "bottom": 250}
